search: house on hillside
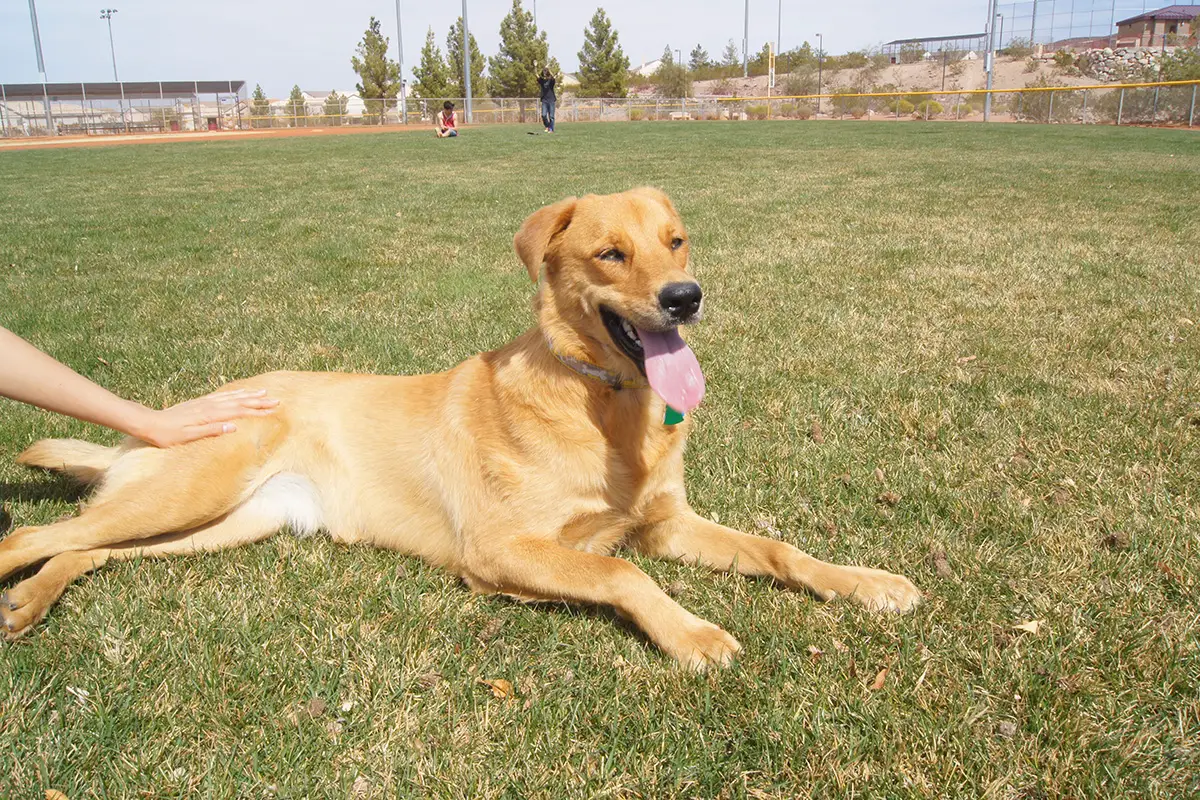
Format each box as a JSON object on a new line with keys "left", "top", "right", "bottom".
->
{"left": 632, "top": 58, "right": 665, "bottom": 77}
{"left": 301, "top": 90, "right": 367, "bottom": 117}
{"left": 1116, "top": 5, "right": 1199, "bottom": 46}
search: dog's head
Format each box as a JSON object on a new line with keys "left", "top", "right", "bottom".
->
{"left": 514, "top": 188, "right": 705, "bottom": 412}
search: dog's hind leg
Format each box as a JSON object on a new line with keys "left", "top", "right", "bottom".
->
{"left": 0, "top": 435, "right": 265, "bottom": 581}
{"left": 0, "top": 499, "right": 286, "bottom": 639}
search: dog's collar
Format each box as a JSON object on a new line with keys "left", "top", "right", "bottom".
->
{"left": 545, "top": 337, "right": 648, "bottom": 391}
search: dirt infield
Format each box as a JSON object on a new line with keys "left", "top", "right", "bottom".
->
{"left": 0, "top": 123, "right": 440, "bottom": 152}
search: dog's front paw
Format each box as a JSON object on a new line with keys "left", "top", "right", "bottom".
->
{"left": 837, "top": 567, "right": 922, "bottom": 613}
{"left": 0, "top": 581, "right": 52, "bottom": 641}
{"left": 659, "top": 615, "right": 742, "bottom": 671}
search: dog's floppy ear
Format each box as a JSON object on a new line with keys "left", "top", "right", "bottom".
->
{"left": 513, "top": 196, "right": 577, "bottom": 283}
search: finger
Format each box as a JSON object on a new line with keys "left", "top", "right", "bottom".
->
{"left": 182, "top": 422, "right": 238, "bottom": 443}
{"left": 208, "top": 397, "right": 279, "bottom": 415}
{"left": 235, "top": 397, "right": 280, "bottom": 409}
{"left": 205, "top": 388, "right": 268, "bottom": 400}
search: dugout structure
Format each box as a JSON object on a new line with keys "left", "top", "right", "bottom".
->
{"left": 0, "top": 80, "right": 246, "bottom": 138}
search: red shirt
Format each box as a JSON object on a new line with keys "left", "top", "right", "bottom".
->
{"left": 441, "top": 110, "right": 456, "bottom": 129}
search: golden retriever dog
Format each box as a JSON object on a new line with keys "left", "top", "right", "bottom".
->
{"left": 2, "top": 188, "right": 920, "bottom": 668}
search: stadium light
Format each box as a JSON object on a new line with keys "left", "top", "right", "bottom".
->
{"left": 26, "top": 0, "right": 54, "bottom": 133}
{"left": 395, "top": 0, "right": 406, "bottom": 124}
{"left": 100, "top": 8, "right": 128, "bottom": 133}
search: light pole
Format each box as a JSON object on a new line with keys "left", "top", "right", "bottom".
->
{"left": 27, "top": 0, "right": 54, "bottom": 133}
{"left": 743, "top": 0, "right": 749, "bottom": 77}
{"left": 462, "top": 0, "right": 473, "bottom": 123}
{"left": 675, "top": 49, "right": 681, "bottom": 65}
{"left": 100, "top": 9, "right": 128, "bottom": 133}
{"left": 984, "top": 0, "right": 998, "bottom": 121}
{"left": 777, "top": 0, "right": 782, "bottom": 59}
{"left": 1030, "top": 0, "right": 1038, "bottom": 45}
{"left": 816, "top": 32, "right": 823, "bottom": 115}
{"left": 395, "top": 0, "right": 406, "bottom": 124}
{"left": 997, "top": 13, "right": 1005, "bottom": 51}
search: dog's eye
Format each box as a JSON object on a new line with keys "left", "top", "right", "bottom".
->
{"left": 598, "top": 249, "right": 625, "bottom": 263}
{"left": 671, "top": 237, "right": 685, "bottom": 251}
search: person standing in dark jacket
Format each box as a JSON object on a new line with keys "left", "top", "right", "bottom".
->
{"left": 537, "top": 66, "right": 557, "bottom": 133}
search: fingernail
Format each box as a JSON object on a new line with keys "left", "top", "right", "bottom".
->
{"left": 222, "top": 423, "right": 236, "bottom": 433}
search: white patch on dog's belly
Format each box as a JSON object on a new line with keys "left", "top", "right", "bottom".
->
{"left": 244, "top": 473, "right": 325, "bottom": 538}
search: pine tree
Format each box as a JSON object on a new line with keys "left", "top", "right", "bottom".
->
{"left": 577, "top": 8, "right": 630, "bottom": 98}
{"left": 350, "top": 16, "right": 401, "bottom": 123}
{"left": 688, "top": 44, "right": 709, "bottom": 72}
{"left": 447, "top": 17, "right": 486, "bottom": 99}
{"left": 488, "top": 0, "right": 559, "bottom": 99}
{"left": 284, "top": 84, "right": 307, "bottom": 123}
{"left": 721, "top": 39, "right": 739, "bottom": 67}
{"left": 323, "top": 90, "right": 346, "bottom": 123}
{"left": 250, "top": 83, "right": 271, "bottom": 128}
{"left": 653, "top": 47, "right": 692, "bottom": 97}
{"left": 413, "top": 27, "right": 453, "bottom": 99}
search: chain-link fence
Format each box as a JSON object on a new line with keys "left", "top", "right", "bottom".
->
{"left": 4, "top": 81, "right": 1198, "bottom": 138}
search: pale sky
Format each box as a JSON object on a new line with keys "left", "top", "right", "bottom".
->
{"left": 0, "top": 1, "right": 1137, "bottom": 98}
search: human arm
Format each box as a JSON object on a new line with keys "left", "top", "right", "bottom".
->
{"left": 0, "top": 326, "right": 278, "bottom": 447}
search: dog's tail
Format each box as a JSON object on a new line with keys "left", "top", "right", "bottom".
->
{"left": 17, "top": 439, "right": 121, "bottom": 485}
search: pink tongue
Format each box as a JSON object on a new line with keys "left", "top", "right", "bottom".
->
{"left": 636, "top": 327, "right": 706, "bottom": 413}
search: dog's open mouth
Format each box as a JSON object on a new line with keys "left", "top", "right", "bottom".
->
{"left": 600, "top": 306, "right": 706, "bottom": 413}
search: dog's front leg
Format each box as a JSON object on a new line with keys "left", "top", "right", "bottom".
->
{"left": 462, "top": 537, "right": 740, "bottom": 670}
{"left": 630, "top": 504, "right": 922, "bottom": 613}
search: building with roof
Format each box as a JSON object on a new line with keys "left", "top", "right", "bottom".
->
{"left": 1, "top": 80, "right": 245, "bottom": 137}
{"left": 1116, "top": 5, "right": 1199, "bottom": 46}
{"left": 882, "top": 33, "right": 987, "bottom": 62}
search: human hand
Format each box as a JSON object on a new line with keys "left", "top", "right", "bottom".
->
{"left": 130, "top": 388, "right": 280, "bottom": 447}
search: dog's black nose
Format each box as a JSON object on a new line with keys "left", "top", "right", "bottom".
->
{"left": 658, "top": 282, "right": 703, "bottom": 321}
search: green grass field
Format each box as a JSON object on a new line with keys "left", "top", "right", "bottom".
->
{"left": 2, "top": 122, "right": 1199, "bottom": 798}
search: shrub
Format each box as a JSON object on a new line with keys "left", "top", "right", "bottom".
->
{"left": 745, "top": 104, "right": 769, "bottom": 120}
{"left": 1053, "top": 50, "right": 1076, "bottom": 68}
{"left": 782, "top": 69, "right": 817, "bottom": 97}
{"left": 1010, "top": 76, "right": 1082, "bottom": 122}
{"left": 1002, "top": 37, "right": 1034, "bottom": 58}
{"left": 871, "top": 53, "right": 892, "bottom": 70}
{"left": 711, "top": 78, "right": 737, "bottom": 96}
{"left": 913, "top": 100, "right": 943, "bottom": 117}
{"left": 629, "top": 107, "right": 644, "bottom": 121}
{"left": 882, "top": 98, "right": 915, "bottom": 114}
{"left": 780, "top": 102, "right": 796, "bottom": 117}
{"left": 1024, "top": 57, "right": 1040, "bottom": 73}
{"left": 839, "top": 51, "right": 870, "bottom": 69}
{"left": 851, "top": 108, "right": 867, "bottom": 119}
{"left": 794, "top": 103, "right": 814, "bottom": 119}
{"left": 831, "top": 91, "right": 868, "bottom": 116}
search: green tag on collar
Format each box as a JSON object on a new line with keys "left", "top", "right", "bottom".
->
{"left": 664, "top": 406, "right": 685, "bottom": 426}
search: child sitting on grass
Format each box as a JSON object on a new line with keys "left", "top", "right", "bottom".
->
{"left": 435, "top": 101, "right": 458, "bottom": 138}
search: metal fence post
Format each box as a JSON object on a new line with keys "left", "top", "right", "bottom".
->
{"left": 1191, "top": 84, "right": 1197, "bottom": 128}
{"left": 1081, "top": 90, "right": 1088, "bottom": 123}
{"left": 1117, "top": 88, "right": 1124, "bottom": 126}
{"left": 573, "top": 96, "right": 578, "bottom": 122}
{"left": 1048, "top": 90, "right": 1054, "bottom": 123}
{"left": 1152, "top": 86, "right": 1159, "bottom": 123}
